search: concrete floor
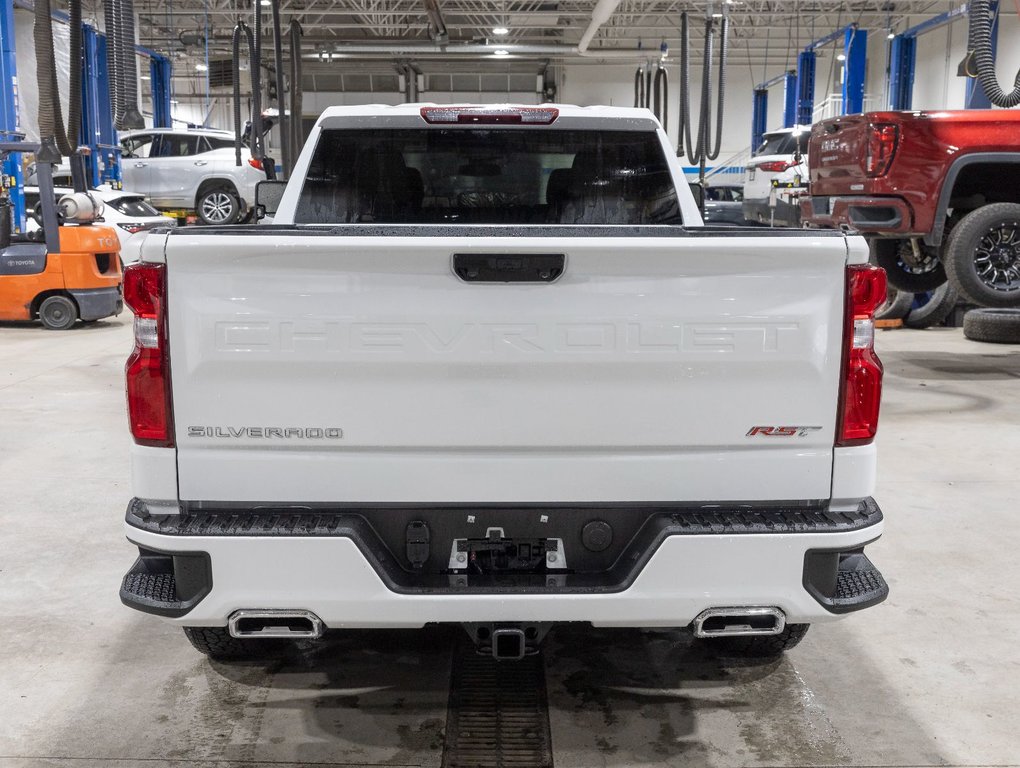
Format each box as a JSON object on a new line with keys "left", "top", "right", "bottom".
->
{"left": 1, "top": 315, "right": 1018, "bottom": 768}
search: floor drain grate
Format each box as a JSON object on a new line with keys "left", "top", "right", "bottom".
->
{"left": 442, "top": 642, "right": 553, "bottom": 768}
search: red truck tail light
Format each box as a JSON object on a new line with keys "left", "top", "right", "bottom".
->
{"left": 123, "top": 263, "right": 174, "bottom": 447}
{"left": 756, "top": 160, "right": 795, "bottom": 173}
{"left": 419, "top": 106, "right": 559, "bottom": 125}
{"left": 838, "top": 265, "right": 886, "bottom": 446}
{"left": 248, "top": 157, "right": 264, "bottom": 170}
{"left": 865, "top": 123, "right": 898, "bottom": 177}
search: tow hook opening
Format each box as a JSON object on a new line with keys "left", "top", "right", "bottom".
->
{"left": 693, "top": 607, "right": 786, "bottom": 638}
{"left": 228, "top": 609, "right": 324, "bottom": 639}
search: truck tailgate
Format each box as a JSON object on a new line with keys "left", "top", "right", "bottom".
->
{"left": 165, "top": 229, "right": 849, "bottom": 504}
{"left": 810, "top": 114, "right": 870, "bottom": 184}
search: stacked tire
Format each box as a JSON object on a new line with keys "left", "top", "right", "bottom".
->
{"left": 875, "top": 284, "right": 958, "bottom": 329}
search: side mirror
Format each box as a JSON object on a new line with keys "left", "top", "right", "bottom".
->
{"left": 688, "top": 181, "right": 705, "bottom": 213}
{"left": 254, "top": 180, "right": 286, "bottom": 221}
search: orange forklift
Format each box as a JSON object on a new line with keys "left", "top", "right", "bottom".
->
{"left": 0, "top": 143, "right": 123, "bottom": 330}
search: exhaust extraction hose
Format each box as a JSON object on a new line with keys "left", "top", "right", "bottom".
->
{"left": 288, "top": 20, "right": 303, "bottom": 168}
{"left": 103, "top": 0, "right": 123, "bottom": 127}
{"left": 118, "top": 0, "right": 145, "bottom": 128}
{"left": 269, "top": 0, "right": 289, "bottom": 177}
{"left": 232, "top": 21, "right": 254, "bottom": 167}
{"left": 968, "top": 0, "right": 1020, "bottom": 108}
{"left": 34, "top": 0, "right": 82, "bottom": 158}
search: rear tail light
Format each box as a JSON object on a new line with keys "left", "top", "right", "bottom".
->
{"left": 837, "top": 265, "right": 886, "bottom": 446}
{"left": 124, "top": 263, "right": 174, "bottom": 447}
{"left": 756, "top": 160, "right": 795, "bottom": 173}
{"left": 420, "top": 106, "right": 559, "bottom": 124}
{"left": 865, "top": 123, "right": 898, "bottom": 176}
{"left": 118, "top": 222, "right": 150, "bottom": 234}
{"left": 248, "top": 157, "right": 264, "bottom": 170}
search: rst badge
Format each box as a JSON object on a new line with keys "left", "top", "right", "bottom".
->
{"left": 746, "top": 426, "right": 823, "bottom": 437}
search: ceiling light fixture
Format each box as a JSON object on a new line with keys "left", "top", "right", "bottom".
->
{"left": 195, "top": 63, "right": 208, "bottom": 71}
{"left": 836, "top": 53, "right": 846, "bottom": 61}
{"left": 887, "top": 31, "right": 896, "bottom": 39}
{"left": 492, "top": 26, "right": 509, "bottom": 35}
{"left": 493, "top": 49, "right": 510, "bottom": 56}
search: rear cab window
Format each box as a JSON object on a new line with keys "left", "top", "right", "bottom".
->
{"left": 108, "top": 197, "right": 162, "bottom": 217}
{"left": 755, "top": 133, "right": 809, "bottom": 157}
{"left": 295, "top": 128, "right": 682, "bottom": 226}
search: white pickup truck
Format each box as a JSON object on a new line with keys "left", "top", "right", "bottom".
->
{"left": 119, "top": 104, "right": 889, "bottom": 663}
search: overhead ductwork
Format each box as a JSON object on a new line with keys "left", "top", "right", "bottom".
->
{"left": 315, "top": 42, "right": 654, "bottom": 60}
{"left": 576, "top": 0, "right": 623, "bottom": 54}
{"left": 422, "top": 0, "right": 448, "bottom": 44}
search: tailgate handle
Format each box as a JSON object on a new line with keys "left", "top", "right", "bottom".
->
{"left": 453, "top": 253, "right": 564, "bottom": 283}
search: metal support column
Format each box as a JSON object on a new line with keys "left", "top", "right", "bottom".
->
{"left": 1, "top": 0, "right": 26, "bottom": 232}
{"left": 796, "top": 50, "right": 816, "bottom": 126}
{"left": 782, "top": 70, "right": 797, "bottom": 127}
{"left": 751, "top": 88, "right": 767, "bottom": 150}
{"left": 888, "top": 34, "right": 916, "bottom": 110}
{"left": 965, "top": 1, "right": 998, "bottom": 109}
{"left": 150, "top": 55, "right": 172, "bottom": 128}
{"left": 842, "top": 27, "right": 868, "bottom": 114}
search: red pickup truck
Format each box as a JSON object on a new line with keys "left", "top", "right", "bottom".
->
{"left": 801, "top": 110, "right": 1020, "bottom": 308}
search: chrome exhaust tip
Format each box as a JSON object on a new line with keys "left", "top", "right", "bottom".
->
{"left": 228, "top": 609, "right": 324, "bottom": 639}
{"left": 693, "top": 607, "right": 786, "bottom": 638}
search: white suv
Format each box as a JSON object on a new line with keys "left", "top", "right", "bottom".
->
{"left": 119, "top": 129, "right": 267, "bottom": 225}
{"left": 743, "top": 127, "right": 809, "bottom": 227}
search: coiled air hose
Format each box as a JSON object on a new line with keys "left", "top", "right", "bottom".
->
{"left": 968, "top": 0, "right": 1020, "bottom": 108}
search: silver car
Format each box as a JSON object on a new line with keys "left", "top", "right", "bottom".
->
{"left": 119, "top": 128, "right": 267, "bottom": 225}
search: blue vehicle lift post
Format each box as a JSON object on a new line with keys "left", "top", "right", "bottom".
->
{"left": 888, "top": 4, "right": 969, "bottom": 110}
{"left": 750, "top": 70, "right": 796, "bottom": 150}
{"left": 149, "top": 54, "right": 172, "bottom": 128}
{"left": 843, "top": 27, "right": 868, "bottom": 114}
{"left": 797, "top": 23, "right": 867, "bottom": 124}
{"left": 1, "top": 0, "right": 26, "bottom": 232}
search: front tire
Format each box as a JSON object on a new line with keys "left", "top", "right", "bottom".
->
{"left": 700, "top": 623, "right": 809, "bottom": 658}
{"left": 183, "top": 626, "right": 288, "bottom": 661}
{"left": 944, "top": 203, "right": 1020, "bottom": 308}
{"left": 870, "top": 238, "right": 947, "bottom": 292}
{"left": 196, "top": 187, "right": 242, "bottom": 226}
{"left": 38, "top": 295, "right": 78, "bottom": 330}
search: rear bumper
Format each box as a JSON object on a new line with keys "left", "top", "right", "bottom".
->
{"left": 800, "top": 195, "right": 915, "bottom": 234}
{"left": 742, "top": 198, "right": 802, "bottom": 227}
{"left": 69, "top": 287, "right": 123, "bottom": 321}
{"left": 121, "top": 498, "right": 888, "bottom": 627}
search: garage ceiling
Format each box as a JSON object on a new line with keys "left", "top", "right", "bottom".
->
{"left": 131, "top": 0, "right": 959, "bottom": 67}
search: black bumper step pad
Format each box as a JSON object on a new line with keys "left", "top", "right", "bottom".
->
{"left": 122, "top": 570, "right": 180, "bottom": 606}
{"left": 119, "top": 549, "right": 212, "bottom": 618}
{"left": 833, "top": 557, "right": 889, "bottom": 609}
{"left": 804, "top": 549, "right": 889, "bottom": 614}
{"left": 442, "top": 642, "right": 553, "bottom": 768}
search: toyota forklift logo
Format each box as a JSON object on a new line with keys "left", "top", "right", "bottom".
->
{"left": 746, "top": 426, "right": 823, "bottom": 437}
